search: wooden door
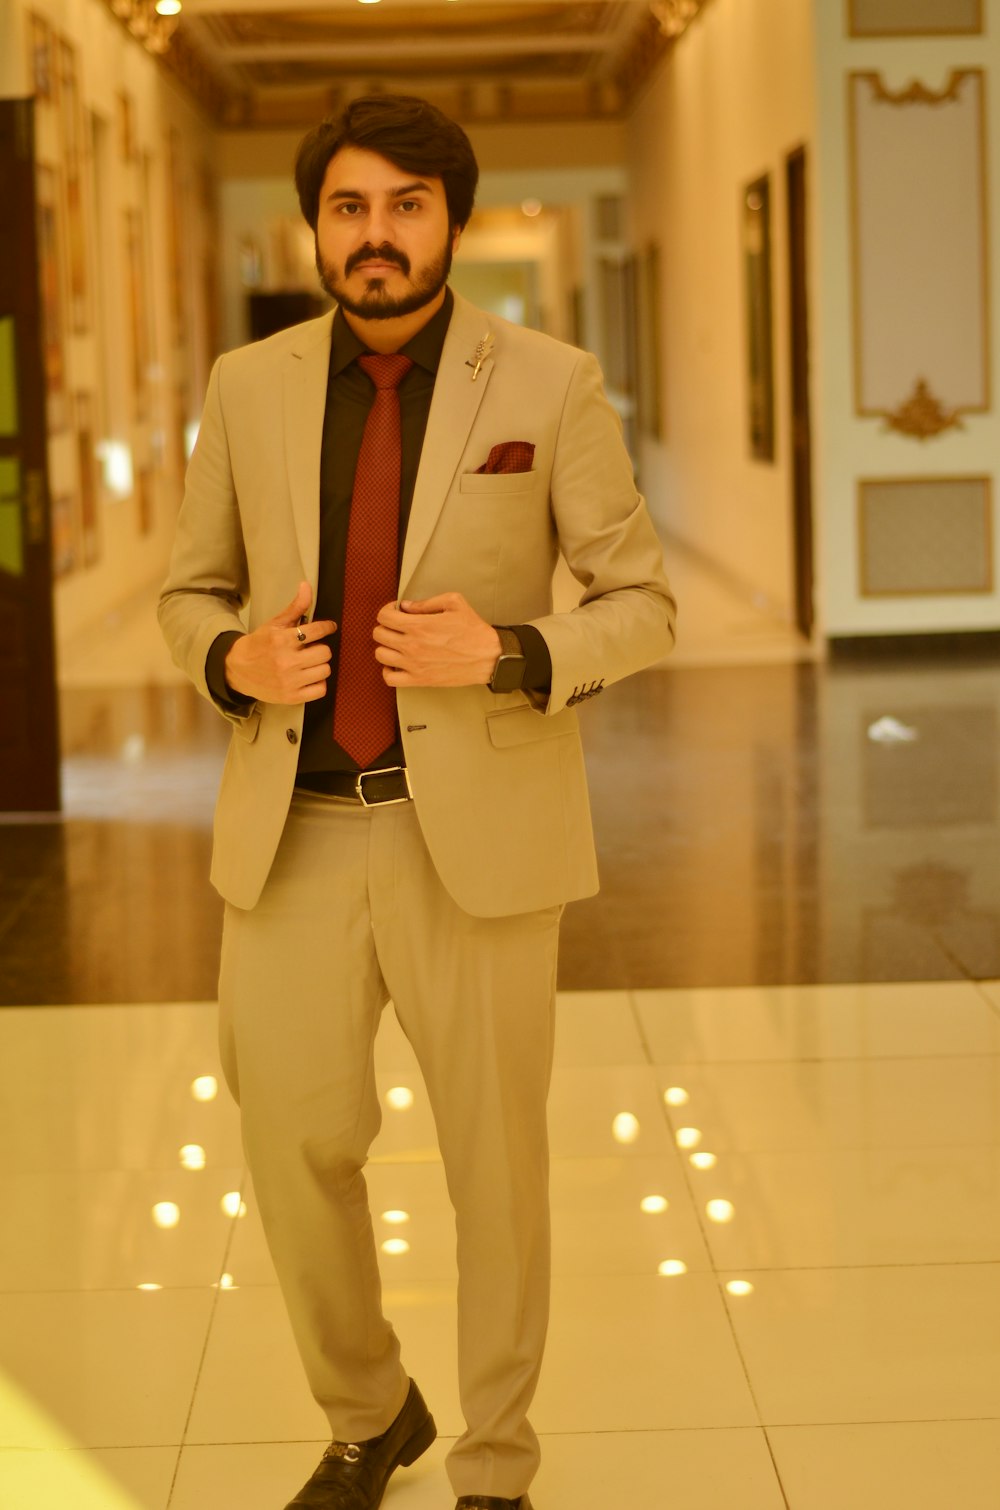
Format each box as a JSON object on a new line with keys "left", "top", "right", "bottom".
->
{"left": 786, "top": 146, "right": 815, "bottom": 641}
{"left": 0, "top": 99, "right": 61, "bottom": 811}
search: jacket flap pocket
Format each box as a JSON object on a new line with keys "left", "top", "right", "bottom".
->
{"left": 486, "top": 702, "right": 573, "bottom": 749}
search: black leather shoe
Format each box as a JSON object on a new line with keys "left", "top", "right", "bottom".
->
{"left": 455, "top": 1497, "right": 534, "bottom": 1509}
{"left": 284, "top": 1379, "right": 435, "bottom": 1508}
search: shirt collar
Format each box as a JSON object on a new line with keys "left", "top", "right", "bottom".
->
{"left": 329, "top": 286, "right": 454, "bottom": 379}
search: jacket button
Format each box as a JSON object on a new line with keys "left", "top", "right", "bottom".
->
{"left": 286, "top": 728, "right": 298, "bottom": 745}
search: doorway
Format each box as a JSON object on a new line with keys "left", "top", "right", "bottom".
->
{"left": 0, "top": 99, "right": 61, "bottom": 811}
{"left": 786, "top": 146, "right": 815, "bottom": 641}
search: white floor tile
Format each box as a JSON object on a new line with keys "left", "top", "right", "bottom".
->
{"left": 635, "top": 981, "right": 1000, "bottom": 1063}
{"left": 0, "top": 1004, "right": 241, "bottom": 1172}
{"left": 547, "top": 1066, "right": 674, "bottom": 1159}
{"left": 552, "top": 990, "right": 648, "bottom": 1066}
{"left": 0, "top": 1446, "right": 177, "bottom": 1510}
{"left": 694, "top": 1146, "right": 1000, "bottom": 1269}
{"left": 548, "top": 1154, "right": 710, "bottom": 1275}
{"left": 0, "top": 1289, "right": 214, "bottom": 1449}
{"left": 0, "top": 1167, "right": 244, "bottom": 1292}
{"left": 767, "top": 1420, "right": 1000, "bottom": 1510}
{"left": 535, "top": 1274, "right": 759, "bottom": 1432}
{"left": 721, "top": 1264, "right": 1000, "bottom": 1425}
{"left": 533, "top": 1428, "right": 786, "bottom": 1509}
{"left": 651, "top": 1056, "right": 1000, "bottom": 1153}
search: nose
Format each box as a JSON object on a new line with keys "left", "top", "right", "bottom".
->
{"left": 366, "top": 206, "right": 395, "bottom": 247}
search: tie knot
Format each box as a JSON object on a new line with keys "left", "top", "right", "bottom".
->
{"left": 358, "top": 353, "right": 413, "bottom": 391}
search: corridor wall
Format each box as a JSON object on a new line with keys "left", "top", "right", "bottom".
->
{"left": 625, "top": 0, "right": 815, "bottom": 632}
{"left": 2, "top": 0, "right": 217, "bottom": 656}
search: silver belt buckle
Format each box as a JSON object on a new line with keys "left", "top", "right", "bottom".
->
{"left": 355, "top": 765, "right": 413, "bottom": 807}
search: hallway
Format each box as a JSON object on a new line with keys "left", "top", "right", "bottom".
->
{"left": 1, "top": 560, "right": 999, "bottom": 1508}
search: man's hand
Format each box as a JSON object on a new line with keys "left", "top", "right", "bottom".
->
{"left": 225, "top": 581, "right": 336, "bottom": 704}
{"left": 373, "top": 593, "right": 502, "bottom": 687}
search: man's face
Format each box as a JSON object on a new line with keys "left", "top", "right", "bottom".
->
{"left": 315, "top": 146, "right": 459, "bottom": 322}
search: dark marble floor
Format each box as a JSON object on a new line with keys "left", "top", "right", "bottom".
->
{"left": 2, "top": 647, "right": 999, "bottom": 1005}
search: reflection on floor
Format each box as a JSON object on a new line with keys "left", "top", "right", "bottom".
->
{"left": 4, "top": 648, "right": 999, "bottom": 1001}
{"left": 0, "top": 985, "right": 998, "bottom": 1509}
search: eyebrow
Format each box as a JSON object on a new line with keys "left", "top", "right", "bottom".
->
{"left": 325, "top": 180, "right": 435, "bottom": 202}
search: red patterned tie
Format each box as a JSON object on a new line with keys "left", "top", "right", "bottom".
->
{"left": 333, "top": 353, "right": 413, "bottom": 767}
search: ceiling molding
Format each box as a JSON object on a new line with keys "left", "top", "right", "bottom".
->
{"left": 102, "top": 0, "right": 692, "bottom": 128}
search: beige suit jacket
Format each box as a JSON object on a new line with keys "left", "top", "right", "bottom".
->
{"left": 159, "top": 292, "right": 676, "bottom": 916}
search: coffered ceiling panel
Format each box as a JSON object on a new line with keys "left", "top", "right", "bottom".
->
{"left": 103, "top": 0, "right": 711, "bottom": 126}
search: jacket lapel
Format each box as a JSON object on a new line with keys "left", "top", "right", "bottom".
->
{"left": 399, "top": 293, "right": 495, "bottom": 594}
{"left": 282, "top": 312, "right": 334, "bottom": 595}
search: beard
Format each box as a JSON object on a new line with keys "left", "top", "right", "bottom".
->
{"left": 317, "top": 234, "right": 453, "bottom": 321}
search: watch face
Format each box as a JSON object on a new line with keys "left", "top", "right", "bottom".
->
{"left": 491, "top": 654, "right": 526, "bottom": 693}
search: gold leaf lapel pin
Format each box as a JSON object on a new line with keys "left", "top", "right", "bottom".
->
{"left": 465, "top": 329, "right": 495, "bottom": 382}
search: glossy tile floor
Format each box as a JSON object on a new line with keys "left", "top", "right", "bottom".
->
{"left": 2, "top": 555, "right": 1000, "bottom": 1507}
{"left": 2, "top": 985, "right": 999, "bottom": 1509}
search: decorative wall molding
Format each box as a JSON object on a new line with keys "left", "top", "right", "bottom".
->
{"left": 848, "top": 0, "right": 982, "bottom": 39}
{"left": 858, "top": 476, "right": 993, "bottom": 597}
{"left": 849, "top": 69, "right": 990, "bottom": 435}
{"left": 885, "top": 379, "right": 963, "bottom": 441}
{"left": 867, "top": 69, "right": 977, "bottom": 108}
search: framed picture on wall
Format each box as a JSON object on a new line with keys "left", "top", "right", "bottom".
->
{"left": 51, "top": 493, "right": 76, "bottom": 578}
{"left": 636, "top": 242, "right": 664, "bottom": 441}
{"left": 35, "top": 165, "right": 68, "bottom": 434}
{"left": 28, "top": 13, "right": 55, "bottom": 101}
{"left": 75, "top": 391, "right": 100, "bottom": 566}
{"left": 124, "top": 207, "right": 150, "bottom": 421}
{"left": 166, "top": 129, "right": 186, "bottom": 346}
{"left": 58, "top": 38, "right": 89, "bottom": 333}
{"left": 136, "top": 467, "right": 154, "bottom": 536}
{"left": 118, "top": 92, "right": 136, "bottom": 165}
{"left": 743, "top": 174, "right": 775, "bottom": 463}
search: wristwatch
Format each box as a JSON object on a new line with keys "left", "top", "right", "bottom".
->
{"left": 488, "top": 626, "right": 527, "bottom": 693}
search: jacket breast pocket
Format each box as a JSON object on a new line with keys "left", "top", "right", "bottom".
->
{"left": 458, "top": 470, "right": 537, "bottom": 498}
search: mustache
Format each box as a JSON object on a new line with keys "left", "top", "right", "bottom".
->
{"left": 345, "top": 243, "right": 411, "bottom": 277}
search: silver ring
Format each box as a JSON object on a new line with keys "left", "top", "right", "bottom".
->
{"left": 296, "top": 627, "right": 307, "bottom": 643}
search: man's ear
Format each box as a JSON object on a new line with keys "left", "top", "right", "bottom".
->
{"left": 451, "top": 225, "right": 462, "bottom": 253}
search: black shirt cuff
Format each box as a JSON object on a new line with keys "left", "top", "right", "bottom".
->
{"left": 508, "top": 624, "right": 552, "bottom": 694}
{"left": 206, "top": 631, "right": 255, "bottom": 712}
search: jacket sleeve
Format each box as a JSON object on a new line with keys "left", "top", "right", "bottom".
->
{"left": 157, "top": 355, "right": 257, "bottom": 721}
{"left": 527, "top": 349, "right": 677, "bottom": 714}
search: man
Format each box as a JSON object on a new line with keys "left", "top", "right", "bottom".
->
{"left": 160, "top": 94, "right": 675, "bottom": 1510}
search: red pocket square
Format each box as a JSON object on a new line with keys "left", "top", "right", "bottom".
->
{"left": 474, "top": 441, "right": 535, "bottom": 475}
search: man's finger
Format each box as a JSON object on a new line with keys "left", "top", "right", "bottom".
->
{"left": 396, "top": 593, "right": 457, "bottom": 615}
{"left": 271, "top": 580, "right": 313, "bottom": 628}
{"left": 295, "top": 617, "right": 337, "bottom": 644}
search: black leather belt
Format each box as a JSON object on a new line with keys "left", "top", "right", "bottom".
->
{"left": 297, "top": 766, "right": 413, "bottom": 807}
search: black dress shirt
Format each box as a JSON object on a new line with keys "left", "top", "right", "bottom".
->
{"left": 206, "top": 289, "right": 551, "bottom": 779}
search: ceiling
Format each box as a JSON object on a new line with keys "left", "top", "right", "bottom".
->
{"left": 120, "top": 0, "right": 709, "bottom": 129}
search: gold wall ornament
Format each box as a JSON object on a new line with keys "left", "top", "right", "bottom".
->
{"left": 649, "top": 0, "right": 708, "bottom": 41}
{"left": 867, "top": 70, "right": 976, "bottom": 108}
{"left": 884, "top": 379, "right": 963, "bottom": 440}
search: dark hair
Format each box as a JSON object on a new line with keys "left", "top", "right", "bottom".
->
{"left": 294, "top": 94, "right": 479, "bottom": 233}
